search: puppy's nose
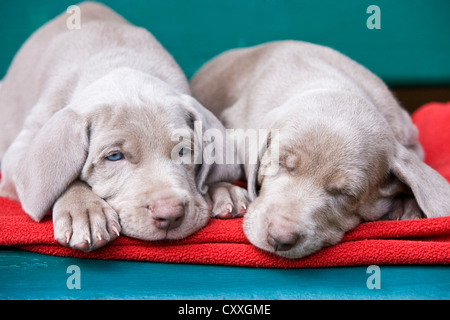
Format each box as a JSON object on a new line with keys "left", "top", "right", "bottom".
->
{"left": 267, "top": 230, "right": 300, "bottom": 252}
{"left": 151, "top": 199, "right": 185, "bottom": 230}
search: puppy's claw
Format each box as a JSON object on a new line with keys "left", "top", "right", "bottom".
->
{"left": 214, "top": 208, "right": 233, "bottom": 219}
{"left": 65, "top": 231, "right": 72, "bottom": 244}
{"left": 209, "top": 182, "right": 250, "bottom": 219}
{"left": 112, "top": 225, "right": 120, "bottom": 237}
{"left": 238, "top": 203, "right": 248, "bottom": 217}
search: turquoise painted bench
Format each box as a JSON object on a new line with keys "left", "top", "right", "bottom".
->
{"left": 1, "top": 0, "right": 449, "bottom": 300}
{"left": 1, "top": 249, "right": 449, "bottom": 299}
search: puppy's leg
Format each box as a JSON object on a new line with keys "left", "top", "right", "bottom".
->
{"left": 53, "top": 180, "right": 121, "bottom": 251}
{"left": 208, "top": 182, "right": 249, "bottom": 218}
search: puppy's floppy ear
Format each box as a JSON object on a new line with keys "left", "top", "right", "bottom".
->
{"left": 246, "top": 130, "right": 278, "bottom": 201}
{"left": 15, "top": 108, "right": 89, "bottom": 221}
{"left": 391, "top": 143, "right": 450, "bottom": 218}
{"left": 246, "top": 162, "right": 259, "bottom": 201}
{"left": 180, "top": 95, "right": 242, "bottom": 194}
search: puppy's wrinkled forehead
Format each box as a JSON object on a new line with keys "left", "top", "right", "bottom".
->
{"left": 88, "top": 103, "right": 192, "bottom": 154}
{"left": 73, "top": 68, "right": 194, "bottom": 142}
{"left": 276, "top": 115, "right": 391, "bottom": 182}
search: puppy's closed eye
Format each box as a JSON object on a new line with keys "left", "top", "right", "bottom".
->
{"left": 326, "top": 185, "right": 356, "bottom": 198}
{"left": 326, "top": 175, "right": 363, "bottom": 202}
{"left": 278, "top": 154, "right": 297, "bottom": 174}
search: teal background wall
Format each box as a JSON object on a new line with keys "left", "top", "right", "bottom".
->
{"left": 0, "top": 0, "right": 449, "bottom": 86}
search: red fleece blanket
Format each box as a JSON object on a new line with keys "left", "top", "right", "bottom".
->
{"left": 0, "top": 102, "right": 449, "bottom": 268}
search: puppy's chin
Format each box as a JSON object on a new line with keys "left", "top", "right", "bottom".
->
{"left": 243, "top": 225, "right": 318, "bottom": 259}
{"left": 244, "top": 226, "right": 329, "bottom": 259}
{"left": 116, "top": 198, "right": 211, "bottom": 241}
{"left": 267, "top": 241, "right": 324, "bottom": 259}
{"left": 243, "top": 206, "right": 342, "bottom": 259}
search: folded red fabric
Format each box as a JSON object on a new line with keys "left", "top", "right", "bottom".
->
{"left": 0, "top": 102, "right": 449, "bottom": 268}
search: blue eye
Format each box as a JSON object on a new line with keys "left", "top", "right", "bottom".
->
{"left": 106, "top": 152, "right": 124, "bottom": 161}
{"left": 178, "top": 147, "right": 191, "bottom": 157}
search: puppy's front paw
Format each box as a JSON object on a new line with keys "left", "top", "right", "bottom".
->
{"left": 208, "top": 182, "right": 249, "bottom": 219}
{"left": 52, "top": 181, "right": 121, "bottom": 251}
{"left": 386, "top": 196, "right": 424, "bottom": 220}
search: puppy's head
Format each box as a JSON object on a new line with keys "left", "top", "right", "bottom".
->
{"left": 244, "top": 92, "right": 450, "bottom": 258}
{"left": 15, "top": 69, "right": 240, "bottom": 240}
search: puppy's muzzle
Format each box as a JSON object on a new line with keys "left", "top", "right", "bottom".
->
{"left": 150, "top": 198, "right": 185, "bottom": 231}
{"left": 267, "top": 223, "right": 302, "bottom": 252}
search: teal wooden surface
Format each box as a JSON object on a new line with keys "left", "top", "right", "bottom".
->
{"left": 0, "top": 0, "right": 449, "bottom": 85}
{"left": 0, "top": 249, "right": 449, "bottom": 299}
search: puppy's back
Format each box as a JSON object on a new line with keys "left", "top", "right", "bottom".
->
{"left": 0, "top": 2, "right": 127, "bottom": 156}
{"left": 0, "top": 2, "right": 189, "bottom": 158}
{"left": 191, "top": 40, "right": 417, "bottom": 149}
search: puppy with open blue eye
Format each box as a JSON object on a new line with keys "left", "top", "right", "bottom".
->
{"left": 0, "top": 2, "right": 245, "bottom": 251}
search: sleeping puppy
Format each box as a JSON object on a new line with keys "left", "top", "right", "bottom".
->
{"left": 0, "top": 2, "right": 243, "bottom": 251}
{"left": 191, "top": 40, "right": 450, "bottom": 258}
